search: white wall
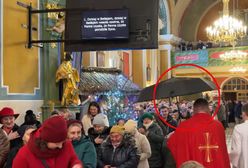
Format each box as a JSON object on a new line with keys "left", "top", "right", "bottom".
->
{"left": 0, "top": 100, "right": 43, "bottom": 125}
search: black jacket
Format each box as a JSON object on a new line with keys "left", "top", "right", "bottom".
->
{"left": 97, "top": 134, "right": 139, "bottom": 168}
{"left": 88, "top": 126, "right": 111, "bottom": 153}
{"left": 146, "top": 122, "right": 164, "bottom": 168}
{"left": 154, "top": 114, "right": 177, "bottom": 136}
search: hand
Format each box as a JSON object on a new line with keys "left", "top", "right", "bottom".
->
{"left": 72, "top": 164, "right": 82, "bottom": 168}
{"left": 104, "top": 165, "right": 111, "bottom": 168}
{"left": 138, "top": 127, "right": 146, "bottom": 134}
{"left": 8, "top": 131, "right": 20, "bottom": 140}
{"left": 166, "top": 131, "right": 175, "bottom": 139}
{"left": 95, "top": 137, "right": 104, "bottom": 144}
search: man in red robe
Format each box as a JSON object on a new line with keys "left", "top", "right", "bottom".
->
{"left": 167, "top": 98, "right": 230, "bottom": 168}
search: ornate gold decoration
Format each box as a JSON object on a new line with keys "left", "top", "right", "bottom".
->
{"left": 219, "top": 50, "right": 248, "bottom": 61}
{"left": 56, "top": 53, "right": 80, "bottom": 106}
{"left": 229, "top": 66, "right": 247, "bottom": 73}
{"left": 50, "top": 43, "right": 57, "bottom": 48}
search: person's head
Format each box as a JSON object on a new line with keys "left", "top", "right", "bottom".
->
{"left": 24, "top": 110, "right": 37, "bottom": 125}
{"left": 88, "top": 102, "right": 101, "bottom": 117}
{"left": 180, "top": 160, "right": 204, "bottom": 168}
{"left": 67, "top": 120, "right": 83, "bottom": 141}
{"left": 141, "top": 113, "right": 154, "bottom": 125}
{"left": 242, "top": 103, "right": 248, "bottom": 121}
{"left": 172, "top": 110, "right": 179, "bottom": 120}
{"left": 110, "top": 125, "right": 125, "bottom": 147}
{"left": 39, "top": 116, "right": 67, "bottom": 150}
{"left": 124, "top": 119, "right": 137, "bottom": 135}
{"left": 93, "top": 113, "right": 107, "bottom": 133}
{"left": 50, "top": 110, "right": 59, "bottom": 117}
{"left": 193, "top": 98, "right": 210, "bottom": 114}
{"left": 0, "top": 107, "right": 19, "bottom": 128}
{"left": 17, "top": 125, "right": 36, "bottom": 144}
{"left": 59, "top": 108, "right": 70, "bottom": 120}
{"left": 160, "top": 106, "right": 169, "bottom": 119}
{"left": 117, "top": 118, "right": 126, "bottom": 126}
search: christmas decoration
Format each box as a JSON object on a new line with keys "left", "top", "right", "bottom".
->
{"left": 94, "top": 90, "right": 139, "bottom": 125}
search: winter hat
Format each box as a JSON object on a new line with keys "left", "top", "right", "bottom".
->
{"left": 0, "top": 107, "right": 19, "bottom": 122}
{"left": 92, "top": 113, "right": 107, "bottom": 126}
{"left": 141, "top": 112, "right": 154, "bottom": 122}
{"left": 24, "top": 110, "right": 37, "bottom": 125}
{"left": 110, "top": 125, "right": 125, "bottom": 135}
{"left": 124, "top": 120, "right": 137, "bottom": 133}
{"left": 40, "top": 116, "right": 67, "bottom": 143}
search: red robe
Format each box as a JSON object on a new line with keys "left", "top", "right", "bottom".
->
{"left": 167, "top": 113, "right": 230, "bottom": 168}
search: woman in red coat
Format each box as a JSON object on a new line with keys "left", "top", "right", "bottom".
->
{"left": 13, "top": 116, "right": 83, "bottom": 168}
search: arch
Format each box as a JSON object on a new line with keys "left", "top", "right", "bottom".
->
{"left": 222, "top": 77, "right": 248, "bottom": 101}
{"left": 159, "top": 0, "right": 171, "bottom": 35}
{"left": 221, "top": 77, "right": 248, "bottom": 91}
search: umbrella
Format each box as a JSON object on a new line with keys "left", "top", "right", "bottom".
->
{"left": 137, "top": 77, "right": 216, "bottom": 102}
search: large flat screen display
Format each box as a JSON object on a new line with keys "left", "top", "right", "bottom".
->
{"left": 82, "top": 9, "right": 129, "bottom": 40}
{"left": 65, "top": 0, "right": 159, "bottom": 51}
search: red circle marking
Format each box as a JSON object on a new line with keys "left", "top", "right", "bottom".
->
{"left": 153, "top": 63, "right": 221, "bottom": 132}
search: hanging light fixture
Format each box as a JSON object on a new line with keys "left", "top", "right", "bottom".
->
{"left": 206, "top": 0, "right": 247, "bottom": 46}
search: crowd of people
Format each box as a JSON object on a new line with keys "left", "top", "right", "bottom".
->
{"left": 0, "top": 98, "right": 248, "bottom": 168}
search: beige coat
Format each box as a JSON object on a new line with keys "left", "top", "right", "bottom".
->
{"left": 134, "top": 130, "right": 151, "bottom": 168}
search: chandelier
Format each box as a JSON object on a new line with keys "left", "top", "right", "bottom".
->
{"left": 206, "top": 0, "right": 247, "bottom": 46}
{"left": 219, "top": 50, "right": 248, "bottom": 61}
{"left": 229, "top": 66, "right": 247, "bottom": 73}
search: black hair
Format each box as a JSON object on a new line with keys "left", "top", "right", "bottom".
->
{"left": 88, "top": 101, "right": 101, "bottom": 115}
{"left": 51, "top": 110, "right": 59, "bottom": 116}
{"left": 159, "top": 106, "right": 169, "bottom": 111}
{"left": 193, "top": 98, "right": 209, "bottom": 113}
{"left": 35, "top": 138, "right": 48, "bottom": 151}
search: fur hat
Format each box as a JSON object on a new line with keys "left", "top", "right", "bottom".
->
{"left": 92, "top": 113, "right": 107, "bottom": 126}
{"left": 110, "top": 125, "right": 125, "bottom": 135}
{"left": 124, "top": 120, "right": 137, "bottom": 133}
{"left": 40, "top": 116, "right": 67, "bottom": 143}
